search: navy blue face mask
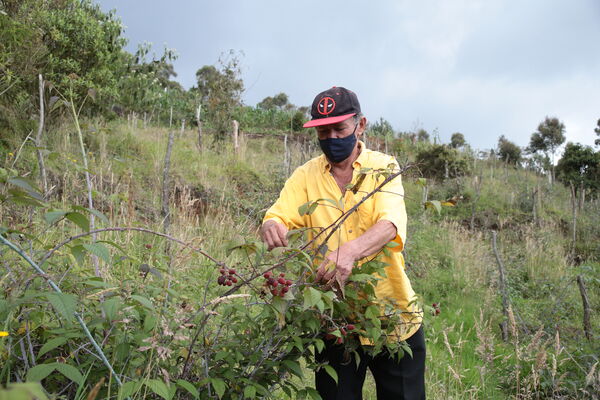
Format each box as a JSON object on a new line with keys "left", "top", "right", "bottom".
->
{"left": 319, "top": 123, "right": 358, "bottom": 163}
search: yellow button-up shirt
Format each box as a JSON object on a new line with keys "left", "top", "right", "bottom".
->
{"left": 264, "top": 142, "right": 422, "bottom": 342}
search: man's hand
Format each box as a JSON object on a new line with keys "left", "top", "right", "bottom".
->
{"left": 315, "top": 242, "right": 359, "bottom": 287}
{"left": 260, "top": 220, "right": 289, "bottom": 250}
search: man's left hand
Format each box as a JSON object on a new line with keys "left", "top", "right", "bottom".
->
{"left": 315, "top": 243, "right": 358, "bottom": 287}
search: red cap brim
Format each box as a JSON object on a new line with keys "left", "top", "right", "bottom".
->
{"left": 303, "top": 113, "right": 356, "bottom": 128}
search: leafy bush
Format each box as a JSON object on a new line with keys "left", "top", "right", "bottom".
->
{"left": 415, "top": 144, "right": 472, "bottom": 181}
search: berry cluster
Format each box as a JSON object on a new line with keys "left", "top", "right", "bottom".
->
{"left": 217, "top": 268, "right": 238, "bottom": 286}
{"left": 324, "top": 324, "right": 355, "bottom": 345}
{"left": 263, "top": 271, "right": 292, "bottom": 297}
{"left": 432, "top": 302, "right": 441, "bottom": 316}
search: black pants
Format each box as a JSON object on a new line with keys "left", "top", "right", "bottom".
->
{"left": 315, "top": 327, "right": 426, "bottom": 400}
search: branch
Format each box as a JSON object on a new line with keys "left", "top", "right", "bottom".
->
{"left": 39, "top": 226, "right": 226, "bottom": 268}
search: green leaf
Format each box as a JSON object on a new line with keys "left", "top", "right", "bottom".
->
{"left": 298, "top": 201, "right": 311, "bottom": 216}
{"left": 306, "top": 388, "right": 322, "bottom": 400}
{"left": 118, "top": 380, "right": 141, "bottom": 400}
{"left": 83, "top": 243, "right": 110, "bottom": 263}
{"left": 102, "top": 297, "right": 121, "bottom": 321}
{"left": 8, "top": 178, "right": 44, "bottom": 201}
{"left": 131, "top": 294, "right": 154, "bottom": 310}
{"left": 145, "top": 379, "right": 171, "bottom": 400}
{"left": 26, "top": 363, "right": 56, "bottom": 382}
{"left": 243, "top": 385, "right": 256, "bottom": 399}
{"left": 3, "top": 383, "right": 49, "bottom": 400}
{"left": 303, "top": 287, "right": 322, "bottom": 309}
{"left": 322, "top": 365, "right": 338, "bottom": 384}
{"left": 46, "top": 293, "right": 76, "bottom": 322}
{"left": 282, "top": 360, "right": 304, "bottom": 378}
{"left": 44, "top": 210, "right": 67, "bottom": 225}
{"left": 176, "top": 379, "right": 199, "bottom": 399}
{"left": 38, "top": 337, "right": 68, "bottom": 358}
{"left": 65, "top": 212, "right": 90, "bottom": 232}
{"left": 210, "top": 378, "right": 226, "bottom": 399}
{"left": 70, "top": 245, "right": 86, "bottom": 265}
{"left": 55, "top": 363, "right": 83, "bottom": 385}
{"left": 307, "top": 202, "right": 319, "bottom": 215}
{"left": 424, "top": 200, "right": 442, "bottom": 215}
{"left": 87, "top": 208, "right": 109, "bottom": 223}
{"left": 415, "top": 177, "right": 427, "bottom": 187}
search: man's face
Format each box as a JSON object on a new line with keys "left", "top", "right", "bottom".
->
{"left": 315, "top": 117, "right": 364, "bottom": 140}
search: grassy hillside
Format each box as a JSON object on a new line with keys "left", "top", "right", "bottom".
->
{"left": 1, "top": 121, "right": 599, "bottom": 399}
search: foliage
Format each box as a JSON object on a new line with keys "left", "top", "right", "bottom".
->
{"left": 555, "top": 142, "right": 600, "bottom": 195}
{"left": 528, "top": 117, "right": 566, "bottom": 166}
{"left": 257, "top": 93, "right": 290, "bottom": 110}
{"left": 368, "top": 117, "right": 395, "bottom": 138}
{"left": 417, "top": 129, "right": 430, "bottom": 142}
{"left": 194, "top": 51, "right": 244, "bottom": 141}
{"left": 497, "top": 135, "right": 522, "bottom": 165}
{"left": 415, "top": 144, "right": 472, "bottom": 181}
{"left": 0, "top": 0, "right": 127, "bottom": 137}
{"left": 449, "top": 132, "right": 466, "bottom": 149}
{"left": 595, "top": 118, "right": 600, "bottom": 147}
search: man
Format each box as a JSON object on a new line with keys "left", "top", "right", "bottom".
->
{"left": 260, "top": 87, "right": 425, "bottom": 399}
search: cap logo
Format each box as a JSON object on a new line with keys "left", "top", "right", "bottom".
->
{"left": 317, "top": 97, "right": 336, "bottom": 115}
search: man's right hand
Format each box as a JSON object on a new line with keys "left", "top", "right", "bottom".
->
{"left": 260, "top": 220, "right": 289, "bottom": 250}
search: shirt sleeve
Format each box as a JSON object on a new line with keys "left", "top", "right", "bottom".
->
{"left": 371, "top": 159, "right": 407, "bottom": 251}
{"left": 263, "top": 167, "right": 307, "bottom": 230}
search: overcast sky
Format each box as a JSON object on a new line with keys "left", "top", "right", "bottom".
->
{"left": 96, "top": 0, "right": 600, "bottom": 151}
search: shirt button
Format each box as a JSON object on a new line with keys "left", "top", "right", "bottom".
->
{"left": 348, "top": 230, "right": 353, "bottom": 233}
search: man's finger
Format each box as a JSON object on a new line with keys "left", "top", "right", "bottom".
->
{"left": 275, "top": 225, "right": 288, "bottom": 247}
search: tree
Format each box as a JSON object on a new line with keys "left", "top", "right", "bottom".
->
{"left": 450, "top": 132, "right": 466, "bottom": 149}
{"left": 415, "top": 144, "right": 472, "bottom": 181}
{"left": 556, "top": 143, "right": 600, "bottom": 195}
{"left": 595, "top": 118, "right": 600, "bottom": 147}
{"left": 417, "top": 129, "right": 430, "bottom": 142}
{"left": 257, "top": 92, "right": 289, "bottom": 110}
{"left": 497, "top": 135, "right": 522, "bottom": 166}
{"left": 194, "top": 51, "right": 244, "bottom": 141}
{"left": 369, "top": 117, "right": 394, "bottom": 138}
{"left": 529, "top": 117, "right": 566, "bottom": 181}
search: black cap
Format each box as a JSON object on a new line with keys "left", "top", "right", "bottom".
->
{"left": 303, "top": 86, "right": 361, "bottom": 128}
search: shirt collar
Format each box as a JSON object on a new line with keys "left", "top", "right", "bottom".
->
{"left": 320, "top": 140, "right": 368, "bottom": 173}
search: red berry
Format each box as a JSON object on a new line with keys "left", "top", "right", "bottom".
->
{"left": 285, "top": 280, "right": 293, "bottom": 286}
{"left": 263, "top": 272, "right": 271, "bottom": 279}
{"left": 336, "top": 337, "right": 343, "bottom": 345}
{"left": 217, "top": 276, "right": 226, "bottom": 285}
{"left": 268, "top": 278, "right": 275, "bottom": 285}
{"left": 432, "top": 303, "right": 438, "bottom": 307}
{"left": 324, "top": 333, "right": 336, "bottom": 340}
{"left": 435, "top": 309, "right": 440, "bottom": 315}
{"left": 231, "top": 277, "right": 238, "bottom": 283}
{"left": 144, "top": 244, "right": 152, "bottom": 249}
{"left": 278, "top": 277, "right": 286, "bottom": 285}
{"left": 272, "top": 281, "right": 278, "bottom": 287}
{"left": 346, "top": 324, "right": 355, "bottom": 331}
{"left": 219, "top": 268, "right": 226, "bottom": 275}
{"left": 270, "top": 289, "right": 277, "bottom": 296}
{"left": 226, "top": 280, "right": 232, "bottom": 286}
{"left": 229, "top": 269, "right": 236, "bottom": 275}
{"left": 281, "top": 286, "right": 289, "bottom": 293}
{"left": 340, "top": 328, "right": 347, "bottom": 336}
{"left": 279, "top": 273, "right": 285, "bottom": 278}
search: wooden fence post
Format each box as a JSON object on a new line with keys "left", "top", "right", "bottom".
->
{"left": 492, "top": 230, "right": 510, "bottom": 342}
{"left": 196, "top": 104, "right": 202, "bottom": 151}
{"left": 232, "top": 120, "right": 240, "bottom": 155}
{"left": 35, "top": 74, "right": 48, "bottom": 196}
{"left": 576, "top": 275, "right": 591, "bottom": 340}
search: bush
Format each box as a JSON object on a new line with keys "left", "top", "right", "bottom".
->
{"left": 415, "top": 144, "right": 471, "bottom": 181}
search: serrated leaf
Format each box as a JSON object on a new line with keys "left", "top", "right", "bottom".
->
{"left": 282, "top": 360, "right": 304, "bottom": 378}
{"left": 322, "top": 364, "right": 338, "bottom": 384}
{"left": 43, "top": 210, "right": 67, "bottom": 225}
{"left": 131, "top": 294, "right": 154, "bottom": 310}
{"left": 243, "top": 385, "right": 256, "bottom": 399}
{"left": 55, "top": 363, "right": 83, "bottom": 385}
{"left": 145, "top": 379, "right": 171, "bottom": 400}
{"left": 176, "top": 379, "right": 199, "bottom": 399}
{"left": 303, "top": 287, "right": 321, "bottom": 309}
{"left": 210, "top": 378, "right": 226, "bottom": 399}
{"left": 83, "top": 243, "right": 110, "bottom": 263}
{"left": 26, "top": 363, "right": 56, "bottom": 382}
{"left": 66, "top": 212, "right": 90, "bottom": 232}
{"left": 102, "top": 297, "right": 121, "bottom": 321}
{"left": 8, "top": 178, "right": 43, "bottom": 200}
{"left": 118, "top": 380, "right": 141, "bottom": 400}
{"left": 46, "top": 293, "right": 76, "bottom": 322}
{"left": 37, "top": 337, "right": 68, "bottom": 358}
